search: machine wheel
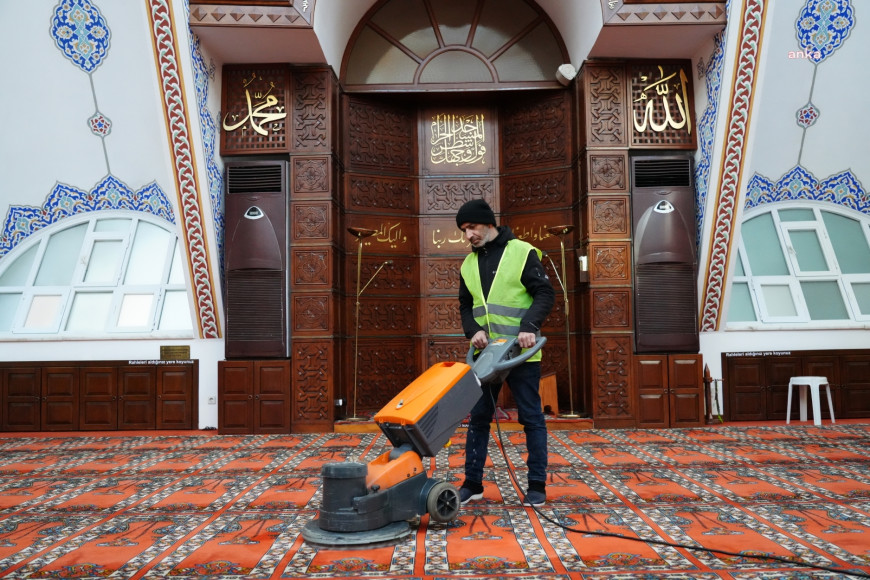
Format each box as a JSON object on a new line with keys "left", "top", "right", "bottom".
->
{"left": 426, "top": 481, "right": 460, "bottom": 523}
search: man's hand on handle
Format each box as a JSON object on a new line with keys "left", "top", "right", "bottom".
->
{"left": 516, "top": 331, "right": 536, "bottom": 349}
{"left": 472, "top": 330, "right": 536, "bottom": 350}
{"left": 471, "top": 330, "right": 489, "bottom": 350}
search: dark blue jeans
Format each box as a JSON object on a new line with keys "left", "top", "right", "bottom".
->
{"left": 464, "top": 361, "right": 547, "bottom": 486}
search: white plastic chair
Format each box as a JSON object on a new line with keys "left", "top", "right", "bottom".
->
{"left": 786, "top": 376, "right": 835, "bottom": 426}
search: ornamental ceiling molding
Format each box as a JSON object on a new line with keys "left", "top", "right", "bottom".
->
{"left": 189, "top": 1, "right": 313, "bottom": 28}
{"left": 601, "top": 1, "right": 727, "bottom": 25}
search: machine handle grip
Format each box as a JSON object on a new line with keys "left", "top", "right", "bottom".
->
{"left": 491, "top": 336, "right": 547, "bottom": 372}
{"left": 465, "top": 336, "right": 547, "bottom": 369}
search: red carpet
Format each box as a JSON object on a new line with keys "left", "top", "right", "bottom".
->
{"left": 0, "top": 423, "right": 869, "bottom": 578}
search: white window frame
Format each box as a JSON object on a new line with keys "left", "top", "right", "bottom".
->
{"left": 0, "top": 211, "right": 193, "bottom": 339}
{"left": 751, "top": 277, "right": 809, "bottom": 323}
{"left": 727, "top": 201, "right": 870, "bottom": 330}
{"left": 780, "top": 221, "right": 838, "bottom": 277}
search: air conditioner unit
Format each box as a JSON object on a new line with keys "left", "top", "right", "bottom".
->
{"left": 224, "top": 160, "right": 290, "bottom": 358}
{"left": 630, "top": 155, "right": 699, "bottom": 354}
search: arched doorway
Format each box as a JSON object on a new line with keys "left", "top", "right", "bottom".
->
{"left": 337, "top": 0, "right": 579, "bottom": 417}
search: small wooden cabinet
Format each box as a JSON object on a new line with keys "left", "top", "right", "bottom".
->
{"left": 724, "top": 349, "right": 870, "bottom": 422}
{"left": 635, "top": 354, "right": 704, "bottom": 428}
{"left": 218, "top": 360, "right": 291, "bottom": 434}
{"left": 1, "top": 361, "right": 197, "bottom": 432}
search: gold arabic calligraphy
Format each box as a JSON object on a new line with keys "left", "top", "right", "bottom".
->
{"left": 431, "top": 224, "right": 560, "bottom": 250}
{"left": 431, "top": 228, "right": 468, "bottom": 250}
{"left": 430, "top": 114, "right": 487, "bottom": 166}
{"left": 633, "top": 66, "right": 692, "bottom": 134}
{"left": 222, "top": 73, "right": 287, "bottom": 136}
{"left": 359, "top": 222, "right": 407, "bottom": 249}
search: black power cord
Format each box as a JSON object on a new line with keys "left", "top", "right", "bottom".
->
{"left": 484, "top": 387, "right": 870, "bottom": 579}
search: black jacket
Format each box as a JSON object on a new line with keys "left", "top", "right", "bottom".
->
{"left": 458, "top": 226, "right": 555, "bottom": 339}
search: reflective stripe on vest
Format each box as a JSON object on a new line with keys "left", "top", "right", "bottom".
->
{"left": 461, "top": 238, "right": 543, "bottom": 362}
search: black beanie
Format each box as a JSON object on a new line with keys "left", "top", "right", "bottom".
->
{"left": 456, "top": 199, "right": 496, "bottom": 228}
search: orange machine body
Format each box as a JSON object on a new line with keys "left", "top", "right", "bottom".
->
{"left": 365, "top": 448, "right": 425, "bottom": 491}
{"left": 373, "top": 361, "right": 481, "bottom": 458}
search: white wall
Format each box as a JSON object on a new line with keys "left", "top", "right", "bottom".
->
{"left": 697, "top": 0, "right": 869, "bottom": 411}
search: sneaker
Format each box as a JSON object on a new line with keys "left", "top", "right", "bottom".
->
{"left": 522, "top": 489, "right": 546, "bottom": 507}
{"left": 459, "top": 487, "right": 484, "bottom": 505}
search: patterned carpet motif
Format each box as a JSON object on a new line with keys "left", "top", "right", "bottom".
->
{"left": 0, "top": 424, "right": 868, "bottom": 579}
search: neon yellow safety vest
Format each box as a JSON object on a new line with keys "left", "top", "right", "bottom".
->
{"left": 461, "top": 238, "right": 543, "bottom": 362}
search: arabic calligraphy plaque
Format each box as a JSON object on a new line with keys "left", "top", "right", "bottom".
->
{"left": 221, "top": 65, "right": 290, "bottom": 154}
{"left": 421, "top": 107, "right": 496, "bottom": 175}
{"left": 629, "top": 61, "right": 696, "bottom": 149}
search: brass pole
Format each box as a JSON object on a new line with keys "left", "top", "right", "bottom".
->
{"left": 346, "top": 227, "right": 377, "bottom": 421}
{"left": 546, "top": 225, "right": 579, "bottom": 418}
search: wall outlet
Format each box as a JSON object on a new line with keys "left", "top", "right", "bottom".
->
{"left": 208, "top": 396, "right": 216, "bottom": 405}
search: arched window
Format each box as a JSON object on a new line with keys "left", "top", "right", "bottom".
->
{"left": 0, "top": 212, "right": 192, "bottom": 338}
{"left": 342, "top": 0, "right": 567, "bottom": 90}
{"left": 728, "top": 203, "right": 870, "bottom": 327}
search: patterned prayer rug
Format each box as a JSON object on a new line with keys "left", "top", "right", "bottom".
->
{"left": 0, "top": 423, "right": 868, "bottom": 579}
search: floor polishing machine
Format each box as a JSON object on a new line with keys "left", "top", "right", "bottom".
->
{"left": 301, "top": 335, "right": 546, "bottom": 547}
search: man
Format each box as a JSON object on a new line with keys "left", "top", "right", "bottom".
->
{"left": 455, "top": 198, "right": 555, "bottom": 507}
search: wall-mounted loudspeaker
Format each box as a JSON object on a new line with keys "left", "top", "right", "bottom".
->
{"left": 224, "top": 160, "right": 289, "bottom": 358}
{"left": 630, "top": 155, "right": 699, "bottom": 354}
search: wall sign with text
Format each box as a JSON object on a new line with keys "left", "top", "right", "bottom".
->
{"left": 421, "top": 107, "right": 496, "bottom": 175}
{"left": 221, "top": 65, "right": 290, "bottom": 154}
{"left": 629, "top": 61, "right": 696, "bottom": 149}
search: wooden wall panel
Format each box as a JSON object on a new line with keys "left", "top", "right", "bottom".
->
{"left": 501, "top": 92, "right": 572, "bottom": 171}
{"left": 291, "top": 68, "right": 333, "bottom": 153}
{"left": 422, "top": 257, "right": 461, "bottom": 297}
{"left": 292, "top": 293, "right": 337, "bottom": 335}
{"left": 420, "top": 178, "right": 496, "bottom": 214}
{"left": 588, "top": 242, "right": 631, "bottom": 285}
{"left": 589, "top": 289, "right": 632, "bottom": 330}
{"left": 348, "top": 297, "right": 417, "bottom": 336}
{"left": 503, "top": 211, "right": 574, "bottom": 251}
{"left": 591, "top": 335, "right": 634, "bottom": 427}
{"left": 422, "top": 298, "right": 462, "bottom": 334}
{"left": 344, "top": 256, "right": 417, "bottom": 297}
{"left": 343, "top": 97, "right": 415, "bottom": 175}
{"left": 345, "top": 173, "right": 415, "bottom": 213}
{"left": 502, "top": 169, "right": 573, "bottom": 212}
{"left": 291, "top": 248, "right": 334, "bottom": 288}
{"left": 582, "top": 63, "right": 628, "bottom": 148}
{"left": 424, "top": 337, "right": 469, "bottom": 368}
{"left": 292, "top": 340, "right": 335, "bottom": 431}
{"left": 292, "top": 157, "right": 332, "bottom": 199}
{"left": 42, "top": 367, "right": 78, "bottom": 431}
{"left": 291, "top": 200, "right": 335, "bottom": 242}
{"left": 588, "top": 197, "right": 631, "bottom": 239}
{"left": 587, "top": 150, "right": 629, "bottom": 193}
{"left": 345, "top": 338, "right": 419, "bottom": 412}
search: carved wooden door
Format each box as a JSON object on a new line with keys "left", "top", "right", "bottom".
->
{"left": 42, "top": 367, "right": 78, "bottom": 431}
{"left": 118, "top": 366, "right": 156, "bottom": 430}
{"left": 2, "top": 367, "right": 41, "bottom": 431}
{"left": 80, "top": 366, "right": 118, "bottom": 430}
{"left": 157, "top": 364, "right": 195, "bottom": 429}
